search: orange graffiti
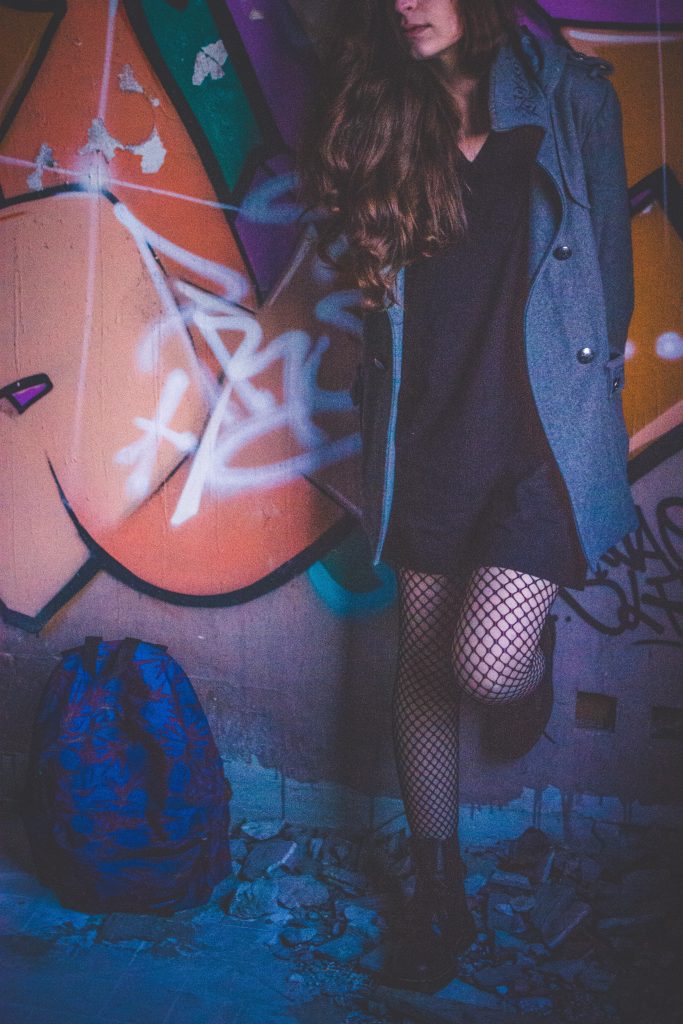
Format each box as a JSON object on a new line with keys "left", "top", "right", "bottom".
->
{"left": 562, "top": 27, "right": 683, "bottom": 453}
{"left": 0, "top": 0, "right": 359, "bottom": 621}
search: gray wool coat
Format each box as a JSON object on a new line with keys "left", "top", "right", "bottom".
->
{"left": 356, "top": 29, "right": 638, "bottom": 576}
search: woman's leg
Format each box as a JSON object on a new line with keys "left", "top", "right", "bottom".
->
{"left": 388, "top": 568, "right": 475, "bottom": 992}
{"left": 393, "top": 568, "right": 465, "bottom": 840}
{"left": 387, "top": 564, "right": 557, "bottom": 991}
{"left": 393, "top": 564, "right": 557, "bottom": 841}
{"left": 452, "top": 565, "right": 558, "bottom": 706}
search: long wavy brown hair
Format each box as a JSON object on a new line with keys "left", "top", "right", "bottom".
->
{"left": 300, "top": 0, "right": 525, "bottom": 307}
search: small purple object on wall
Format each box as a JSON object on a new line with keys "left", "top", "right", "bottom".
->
{"left": 540, "top": 1, "right": 683, "bottom": 23}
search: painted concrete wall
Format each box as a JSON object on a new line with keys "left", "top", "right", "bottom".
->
{"left": 1, "top": 1, "right": 681, "bottom": 837}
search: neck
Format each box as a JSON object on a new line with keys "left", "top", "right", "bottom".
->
{"left": 434, "top": 52, "right": 490, "bottom": 135}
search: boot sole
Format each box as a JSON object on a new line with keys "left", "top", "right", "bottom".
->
{"left": 378, "top": 918, "right": 477, "bottom": 994}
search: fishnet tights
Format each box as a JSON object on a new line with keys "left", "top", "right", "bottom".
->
{"left": 393, "top": 566, "right": 558, "bottom": 839}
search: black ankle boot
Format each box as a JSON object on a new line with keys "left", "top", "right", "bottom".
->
{"left": 484, "top": 613, "right": 557, "bottom": 762}
{"left": 382, "top": 834, "right": 476, "bottom": 993}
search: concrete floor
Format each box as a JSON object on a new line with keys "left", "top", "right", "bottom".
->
{"left": 3, "top": 808, "right": 682, "bottom": 1024}
{"left": 0, "top": 814, "right": 364, "bottom": 1024}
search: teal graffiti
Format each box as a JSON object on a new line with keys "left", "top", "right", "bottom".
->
{"left": 136, "top": 0, "right": 269, "bottom": 193}
{"left": 307, "top": 529, "right": 397, "bottom": 616}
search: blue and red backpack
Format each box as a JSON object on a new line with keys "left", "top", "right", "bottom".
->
{"left": 24, "top": 637, "right": 232, "bottom": 913}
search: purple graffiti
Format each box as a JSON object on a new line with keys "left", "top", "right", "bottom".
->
{"left": 224, "top": 1, "right": 318, "bottom": 296}
{"left": 540, "top": 1, "right": 683, "bottom": 23}
{"left": 0, "top": 373, "right": 53, "bottom": 414}
{"left": 224, "top": 1, "right": 314, "bottom": 150}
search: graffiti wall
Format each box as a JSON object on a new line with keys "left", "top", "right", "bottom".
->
{"left": 545, "top": 4, "right": 683, "bottom": 815}
{"left": 0, "top": 0, "right": 368, "bottom": 631}
{"left": 0, "top": 1, "right": 681, "bottom": 830}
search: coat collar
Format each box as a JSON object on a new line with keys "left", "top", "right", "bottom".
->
{"left": 488, "top": 30, "right": 588, "bottom": 208}
{"left": 489, "top": 28, "right": 566, "bottom": 132}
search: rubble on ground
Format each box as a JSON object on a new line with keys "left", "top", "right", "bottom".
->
{"left": 221, "top": 817, "right": 683, "bottom": 1023}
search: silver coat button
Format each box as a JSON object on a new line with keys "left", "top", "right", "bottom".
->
{"left": 577, "top": 347, "right": 595, "bottom": 364}
{"left": 554, "top": 244, "right": 572, "bottom": 260}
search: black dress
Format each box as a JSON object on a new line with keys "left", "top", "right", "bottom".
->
{"left": 382, "top": 126, "right": 587, "bottom": 590}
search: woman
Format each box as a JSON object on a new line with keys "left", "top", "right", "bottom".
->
{"left": 302, "top": 0, "right": 636, "bottom": 993}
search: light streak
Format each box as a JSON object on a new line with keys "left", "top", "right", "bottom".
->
{"left": 0, "top": 155, "right": 242, "bottom": 212}
{"left": 97, "top": 0, "right": 120, "bottom": 122}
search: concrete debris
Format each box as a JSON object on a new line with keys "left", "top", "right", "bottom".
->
{"left": 437, "top": 976, "right": 507, "bottom": 1009}
{"left": 209, "top": 873, "right": 239, "bottom": 906}
{"left": 543, "top": 899, "right": 592, "bottom": 949}
{"left": 341, "top": 902, "right": 380, "bottom": 927}
{"left": 241, "top": 839, "right": 298, "bottom": 880}
{"left": 316, "top": 962, "right": 368, "bottom": 998}
{"left": 278, "top": 874, "right": 330, "bottom": 909}
{"left": 229, "top": 837, "right": 249, "bottom": 863}
{"left": 539, "top": 958, "right": 586, "bottom": 983}
{"left": 5, "top": 799, "right": 682, "bottom": 1024}
{"left": 317, "top": 932, "right": 367, "bottom": 963}
{"left": 486, "top": 896, "right": 526, "bottom": 934}
{"left": 331, "top": 840, "right": 356, "bottom": 863}
{"left": 217, "top": 817, "right": 682, "bottom": 1022}
{"left": 229, "top": 878, "right": 280, "bottom": 919}
{"left": 506, "top": 828, "right": 553, "bottom": 873}
{"left": 464, "top": 873, "right": 488, "bottom": 896}
{"left": 315, "top": 836, "right": 360, "bottom": 867}
{"left": 493, "top": 928, "right": 529, "bottom": 953}
{"left": 267, "top": 907, "right": 293, "bottom": 926}
{"left": 240, "top": 819, "right": 285, "bottom": 840}
{"left": 530, "top": 882, "right": 591, "bottom": 948}
{"left": 309, "top": 836, "right": 325, "bottom": 859}
{"left": 537, "top": 851, "right": 556, "bottom": 886}
{"left": 341, "top": 904, "right": 382, "bottom": 944}
{"left": 336, "top": 894, "right": 393, "bottom": 915}
{"left": 281, "top": 924, "right": 318, "bottom": 947}
{"left": 359, "top": 945, "right": 389, "bottom": 972}
{"left": 462, "top": 853, "right": 498, "bottom": 880}
{"left": 321, "top": 866, "right": 369, "bottom": 893}
{"left": 495, "top": 829, "right": 556, "bottom": 889}
{"left": 489, "top": 869, "right": 533, "bottom": 892}
{"left": 510, "top": 894, "right": 536, "bottom": 913}
{"left": 473, "top": 962, "right": 523, "bottom": 993}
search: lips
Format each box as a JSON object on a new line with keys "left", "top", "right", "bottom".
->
{"left": 402, "top": 23, "right": 430, "bottom": 38}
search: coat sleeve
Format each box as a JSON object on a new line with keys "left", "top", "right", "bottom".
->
{"left": 581, "top": 79, "right": 634, "bottom": 357}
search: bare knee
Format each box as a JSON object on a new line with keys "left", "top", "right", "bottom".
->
{"left": 451, "top": 640, "right": 525, "bottom": 705}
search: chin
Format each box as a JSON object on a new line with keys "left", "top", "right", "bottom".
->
{"left": 409, "top": 38, "right": 461, "bottom": 63}
{"left": 409, "top": 41, "right": 444, "bottom": 61}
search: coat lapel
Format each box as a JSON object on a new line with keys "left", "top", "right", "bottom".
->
{"left": 490, "top": 31, "right": 590, "bottom": 208}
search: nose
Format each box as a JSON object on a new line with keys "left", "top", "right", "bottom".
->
{"left": 395, "top": 0, "right": 417, "bottom": 13}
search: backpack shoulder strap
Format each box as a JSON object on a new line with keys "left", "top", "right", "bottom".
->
{"left": 80, "top": 635, "right": 103, "bottom": 676}
{"left": 103, "top": 637, "right": 140, "bottom": 680}
{"left": 101, "top": 637, "right": 167, "bottom": 677}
